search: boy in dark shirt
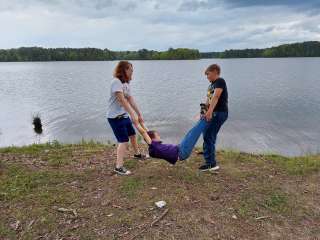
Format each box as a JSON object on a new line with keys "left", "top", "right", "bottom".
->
{"left": 200, "top": 64, "right": 228, "bottom": 171}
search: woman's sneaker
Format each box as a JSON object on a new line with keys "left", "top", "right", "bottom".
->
{"left": 114, "top": 167, "right": 131, "bottom": 175}
{"left": 199, "top": 164, "right": 220, "bottom": 172}
{"left": 134, "top": 153, "right": 147, "bottom": 160}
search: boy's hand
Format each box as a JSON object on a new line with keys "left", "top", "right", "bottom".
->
{"left": 205, "top": 110, "right": 213, "bottom": 122}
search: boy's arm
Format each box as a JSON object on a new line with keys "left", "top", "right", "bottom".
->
{"left": 205, "top": 88, "right": 223, "bottom": 121}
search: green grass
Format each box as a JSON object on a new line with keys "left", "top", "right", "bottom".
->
{"left": 120, "top": 177, "right": 144, "bottom": 199}
{"left": 267, "top": 154, "right": 320, "bottom": 175}
{"left": 0, "top": 141, "right": 61, "bottom": 155}
{"left": 263, "top": 191, "right": 289, "bottom": 213}
{"left": 0, "top": 222, "right": 15, "bottom": 240}
{"left": 1, "top": 143, "right": 320, "bottom": 240}
{"left": 0, "top": 140, "right": 108, "bottom": 155}
{"left": 0, "top": 163, "right": 79, "bottom": 202}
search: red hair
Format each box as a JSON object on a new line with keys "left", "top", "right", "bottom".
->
{"left": 113, "top": 61, "right": 132, "bottom": 83}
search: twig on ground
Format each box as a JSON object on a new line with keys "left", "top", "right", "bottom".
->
{"left": 127, "top": 209, "right": 169, "bottom": 240}
{"left": 255, "top": 216, "right": 271, "bottom": 220}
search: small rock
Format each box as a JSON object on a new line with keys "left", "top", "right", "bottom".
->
{"left": 10, "top": 220, "right": 20, "bottom": 231}
{"left": 155, "top": 201, "right": 166, "bottom": 208}
{"left": 107, "top": 213, "right": 114, "bottom": 217}
{"left": 232, "top": 214, "right": 238, "bottom": 220}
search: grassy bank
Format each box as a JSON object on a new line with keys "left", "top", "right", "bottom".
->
{"left": 1, "top": 142, "right": 319, "bottom": 240}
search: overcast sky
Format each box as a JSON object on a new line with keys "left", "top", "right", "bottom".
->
{"left": 0, "top": 0, "right": 320, "bottom": 51}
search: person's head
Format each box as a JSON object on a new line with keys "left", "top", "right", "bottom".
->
{"left": 147, "top": 130, "right": 161, "bottom": 141}
{"left": 205, "top": 64, "right": 221, "bottom": 82}
{"left": 113, "top": 61, "right": 133, "bottom": 83}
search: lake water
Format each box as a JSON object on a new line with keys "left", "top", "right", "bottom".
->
{"left": 1, "top": 59, "right": 320, "bottom": 156}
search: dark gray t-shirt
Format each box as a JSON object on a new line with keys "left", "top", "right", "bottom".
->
{"left": 107, "top": 79, "right": 131, "bottom": 118}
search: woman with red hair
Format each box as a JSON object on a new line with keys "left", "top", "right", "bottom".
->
{"left": 107, "top": 61, "right": 145, "bottom": 175}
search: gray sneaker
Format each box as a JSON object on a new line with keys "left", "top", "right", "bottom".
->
{"left": 114, "top": 167, "right": 131, "bottom": 175}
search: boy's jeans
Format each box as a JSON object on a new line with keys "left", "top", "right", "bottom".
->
{"left": 203, "top": 112, "right": 228, "bottom": 166}
{"left": 178, "top": 119, "right": 208, "bottom": 160}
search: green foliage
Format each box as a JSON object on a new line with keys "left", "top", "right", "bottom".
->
{"left": 201, "top": 41, "right": 320, "bottom": 58}
{"left": 0, "top": 47, "right": 200, "bottom": 61}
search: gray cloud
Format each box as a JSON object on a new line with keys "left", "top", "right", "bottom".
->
{"left": 0, "top": 0, "right": 319, "bottom": 51}
{"left": 178, "top": 0, "right": 320, "bottom": 12}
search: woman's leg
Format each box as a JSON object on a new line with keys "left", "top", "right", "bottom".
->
{"left": 178, "top": 119, "right": 208, "bottom": 160}
{"left": 129, "top": 135, "right": 139, "bottom": 155}
{"left": 108, "top": 118, "right": 130, "bottom": 171}
{"left": 116, "top": 142, "right": 128, "bottom": 168}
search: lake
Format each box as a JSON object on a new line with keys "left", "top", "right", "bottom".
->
{"left": 1, "top": 58, "right": 320, "bottom": 156}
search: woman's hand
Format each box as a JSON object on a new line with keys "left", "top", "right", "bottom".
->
{"left": 130, "top": 114, "right": 139, "bottom": 127}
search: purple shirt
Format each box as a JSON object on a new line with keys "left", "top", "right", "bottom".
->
{"left": 148, "top": 140, "right": 179, "bottom": 164}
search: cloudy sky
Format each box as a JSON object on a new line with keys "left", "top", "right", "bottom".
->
{"left": 0, "top": 0, "right": 320, "bottom": 51}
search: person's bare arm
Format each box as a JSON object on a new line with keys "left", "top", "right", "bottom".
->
{"left": 135, "top": 123, "right": 152, "bottom": 145}
{"left": 115, "top": 92, "right": 136, "bottom": 119}
{"left": 205, "top": 88, "right": 223, "bottom": 121}
{"left": 127, "top": 96, "right": 143, "bottom": 119}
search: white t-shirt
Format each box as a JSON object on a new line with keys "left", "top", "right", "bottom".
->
{"left": 107, "top": 79, "right": 131, "bottom": 118}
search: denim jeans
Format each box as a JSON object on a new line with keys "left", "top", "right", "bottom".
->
{"left": 203, "top": 112, "right": 228, "bottom": 166}
{"left": 178, "top": 119, "right": 208, "bottom": 160}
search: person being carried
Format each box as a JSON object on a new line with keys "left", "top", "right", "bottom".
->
{"left": 132, "top": 116, "right": 208, "bottom": 165}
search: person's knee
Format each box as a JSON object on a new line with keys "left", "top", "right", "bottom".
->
{"left": 118, "top": 142, "right": 129, "bottom": 149}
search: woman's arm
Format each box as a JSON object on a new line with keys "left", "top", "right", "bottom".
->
{"left": 127, "top": 96, "right": 144, "bottom": 121}
{"left": 116, "top": 92, "right": 151, "bottom": 144}
{"left": 115, "top": 92, "right": 136, "bottom": 120}
{"left": 134, "top": 123, "right": 152, "bottom": 145}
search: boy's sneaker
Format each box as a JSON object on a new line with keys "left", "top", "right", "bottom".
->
{"left": 114, "top": 167, "right": 131, "bottom": 175}
{"left": 199, "top": 164, "right": 220, "bottom": 172}
{"left": 134, "top": 153, "right": 147, "bottom": 160}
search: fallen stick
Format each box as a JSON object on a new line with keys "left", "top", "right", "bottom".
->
{"left": 255, "top": 216, "right": 271, "bottom": 220}
{"left": 127, "top": 209, "right": 169, "bottom": 240}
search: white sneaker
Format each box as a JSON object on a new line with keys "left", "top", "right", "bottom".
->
{"left": 210, "top": 165, "right": 220, "bottom": 171}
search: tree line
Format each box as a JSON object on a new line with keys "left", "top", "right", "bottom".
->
{"left": 0, "top": 41, "right": 319, "bottom": 61}
{"left": 0, "top": 47, "right": 200, "bottom": 61}
{"left": 201, "top": 41, "right": 320, "bottom": 58}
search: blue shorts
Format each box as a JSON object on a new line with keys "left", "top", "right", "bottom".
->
{"left": 108, "top": 117, "right": 136, "bottom": 143}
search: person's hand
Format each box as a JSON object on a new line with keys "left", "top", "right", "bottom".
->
{"left": 205, "top": 110, "right": 213, "bottom": 122}
{"left": 194, "top": 113, "right": 201, "bottom": 121}
{"left": 138, "top": 114, "right": 144, "bottom": 124}
{"left": 130, "top": 114, "right": 139, "bottom": 127}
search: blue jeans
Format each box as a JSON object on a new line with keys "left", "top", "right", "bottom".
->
{"left": 178, "top": 119, "right": 208, "bottom": 160}
{"left": 203, "top": 112, "right": 228, "bottom": 166}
